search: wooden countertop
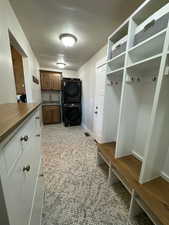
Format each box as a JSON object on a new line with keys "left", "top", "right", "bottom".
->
{"left": 0, "top": 103, "right": 40, "bottom": 142}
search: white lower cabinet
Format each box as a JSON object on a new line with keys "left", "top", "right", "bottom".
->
{"left": 30, "top": 166, "right": 44, "bottom": 225}
{"left": 0, "top": 107, "right": 43, "bottom": 225}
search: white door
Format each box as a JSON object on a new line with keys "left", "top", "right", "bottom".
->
{"left": 93, "top": 63, "right": 106, "bottom": 142}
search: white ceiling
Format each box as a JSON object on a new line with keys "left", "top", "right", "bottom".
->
{"left": 9, "top": 0, "right": 145, "bottom": 70}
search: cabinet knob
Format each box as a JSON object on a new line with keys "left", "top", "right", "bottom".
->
{"left": 35, "top": 116, "right": 40, "bottom": 120}
{"left": 23, "top": 165, "right": 31, "bottom": 172}
{"left": 94, "top": 111, "right": 98, "bottom": 114}
{"left": 20, "top": 135, "right": 29, "bottom": 142}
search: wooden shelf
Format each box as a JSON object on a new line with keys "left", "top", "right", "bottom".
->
{"left": 97, "top": 142, "right": 169, "bottom": 224}
{"left": 128, "top": 29, "right": 166, "bottom": 63}
{"left": 116, "top": 155, "right": 142, "bottom": 182}
{"left": 97, "top": 142, "right": 116, "bottom": 165}
{"left": 97, "top": 142, "right": 142, "bottom": 188}
{"left": 135, "top": 177, "right": 169, "bottom": 225}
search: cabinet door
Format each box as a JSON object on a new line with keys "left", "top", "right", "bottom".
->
{"left": 40, "top": 71, "right": 61, "bottom": 91}
{"left": 50, "top": 73, "right": 61, "bottom": 90}
{"left": 42, "top": 105, "right": 61, "bottom": 124}
{"left": 40, "top": 72, "right": 51, "bottom": 90}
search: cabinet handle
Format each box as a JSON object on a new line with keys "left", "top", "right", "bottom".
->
{"left": 23, "top": 165, "right": 31, "bottom": 172}
{"left": 39, "top": 173, "right": 44, "bottom": 177}
{"left": 20, "top": 135, "right": 29, "bottom": 142}
{"left": 36, "top": 134, "right": 41, "bottom": 137}
{"left": 35, "top": 116, "right": 40, "bottom": 120}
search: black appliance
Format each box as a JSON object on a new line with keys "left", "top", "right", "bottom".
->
{"left": 62, "top": 103, "right": 82, "bottom": 127}
{"left": 62, "top": 78, "right": 82, "bottom": 126}
{"left": 62, "top": 78, "right": 81, "bottom": 104}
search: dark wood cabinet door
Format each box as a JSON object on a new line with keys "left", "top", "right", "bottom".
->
{"left": 50, "top": 73, "right": 61, "bottom": 90}
{"left": 40, "top": 72, "right": 51, "bottom": 90}
{"left": 42, "top": 105, "right": 61, "bottom": 124}
{"left": 40, "top": 71, "right": 61, "bottom": 91}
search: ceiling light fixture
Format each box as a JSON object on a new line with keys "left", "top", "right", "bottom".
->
{"left": 59, "top": 33, "right": 77, "bottom": 47}
{"left": 56, "top": 62, "right": 66, "bottom": 69}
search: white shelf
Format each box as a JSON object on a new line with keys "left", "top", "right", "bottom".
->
{"left": 107, "top": 67, "right": 124, "bottom": 77}
{"left": 107, "top": 52, "right": 126, "bottom": 71}
{"left": 109, "top": 19, "right": 129, "bottom": 43}
{"left": 107, "top": 52, "right": 126, "bottom": 64}
{"left": 132, "top": 0, "right": 169, "bottom": 25}
{"left": 128, "top": 29, "right": 166, "bottom": 63}
{"left": 127, "top": 54, "right": 162, "bottom": 75}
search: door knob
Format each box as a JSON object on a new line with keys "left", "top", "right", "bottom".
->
{"left": 20, "top": 135, "right": 29, "bottom": 142}
{"left": 23, "top": 165, "right": 31, "bottom": 172}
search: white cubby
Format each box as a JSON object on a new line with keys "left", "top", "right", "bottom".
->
{"left": 107, "top": 20, "right": 129, "bottom": 61}
{"left": 116, "top": 68, "right": 158, "bottom": 160}
{"left": 107, "top": 52, "right": 125, "bottom": 73}
{"left": 102, "top": 74, "right": 122, "bottom": 143}
{"left": 128, "top": 29, "right": 166, "bottom": 64}
{"left": 140, "top": 56, "right": 169, "bottom": 183}
{"left": 105, "top": 0, "right": 169, "bottom": 184}
{"left": 98, "top": 1, "right": 169, "bottom": 224}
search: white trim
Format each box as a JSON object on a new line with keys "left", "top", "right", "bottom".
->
{"left": 132, "top": 151, "right": 143, "bottom": 162}
{"left": 161, "top": 171, "right": 169, "bottom": 182}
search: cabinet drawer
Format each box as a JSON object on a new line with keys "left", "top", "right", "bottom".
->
{"left": 2, "top": 132, "right": 22, "bottom": 174}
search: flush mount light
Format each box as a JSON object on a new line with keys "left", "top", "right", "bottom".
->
{"left": 59, "top": 33, "right": 77, "bottom": 47}
{"left": 56, "top": 62, "right": 66, "bottom": 69}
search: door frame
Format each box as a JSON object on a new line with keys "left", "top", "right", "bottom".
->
{"left": 93, "top": 57, "right": 106, "bottom": 141}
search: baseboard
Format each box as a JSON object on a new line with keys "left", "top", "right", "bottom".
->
{"left": 161, "top": 171, "right": 169, "bottom": 182}
{"left": 132, "top": 151, "right": 143, "bottom": 162}
{"left": 81, "top": 123, "right": 94, "bottom": 138}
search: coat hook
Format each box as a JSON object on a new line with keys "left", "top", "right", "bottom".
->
{"left": 137, "top": 77, "right": 141, "bottom": 82}
{"left": 131, "top": 77, "right": 135, "bottom": 82}
{"left": 152, "top": 76, "right": 157, "bottom": 82}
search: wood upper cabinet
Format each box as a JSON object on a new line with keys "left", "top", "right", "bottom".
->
{"left": 42, "top": 105, "right": 61, "bottom": 124}
{"left": 40, "top": 71, "right": 61, "bottom": 91}
{"left": 10, "top": 45, "right": 26, "bottom": 95}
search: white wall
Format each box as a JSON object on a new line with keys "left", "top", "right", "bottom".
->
{"left": 78, "top": 45, "right": 107, "bottom": 133}
{"left": 40, "top": 68, "right": 78, "bottom": 79}
{"left": 0, "top": 0, "right": 41, "bottom": 104}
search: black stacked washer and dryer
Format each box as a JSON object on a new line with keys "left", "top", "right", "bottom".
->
{"left": 62, "top": 78, "right": 82, "bottom": 127}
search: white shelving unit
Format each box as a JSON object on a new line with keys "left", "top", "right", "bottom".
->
{"left": 116, "top": 0, "right": 169, "bottom": 172}
{"left": 101, "top": 20, "right": 129, "bottom": 143}
{"left": 98, "top": 1, "right": 169, "bottom": 224}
